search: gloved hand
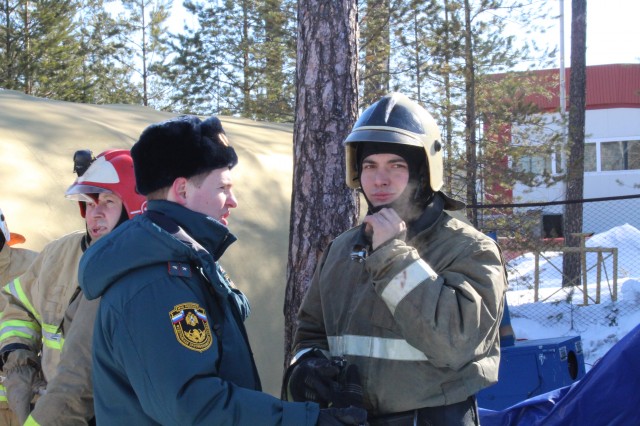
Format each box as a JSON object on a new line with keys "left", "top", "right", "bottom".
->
{"left": 317, "top": 406, "right": 368, "bottom": 426}
{"left": 2, "top": 349, "right": 40, "bottom": 424}
{"left": 288, "top": 356, "right": 341, "bottom": 405}
{"left": 331, "top": 364, "right": 364, "bottom": 409}
{"left": 289, "top": 355, "right": 365, "bottom": 410}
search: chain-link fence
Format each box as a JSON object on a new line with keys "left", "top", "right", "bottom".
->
{"left": 470, "top": 194, "right": 640, "bottom": 351}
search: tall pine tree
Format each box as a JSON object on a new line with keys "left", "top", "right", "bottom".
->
{"left": 118, "top": 0, "right": 170, "bottom": 107}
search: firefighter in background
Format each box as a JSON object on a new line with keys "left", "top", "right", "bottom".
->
{"left": 0, "top": 149, "right": 145, "bottom": 425}
{"left": 0, "top": 208, "right": 38, "bottom": 426}
{"left": 0, "top": 207, "right": 38, "bottom": 287}
{"left": 287, "top": 93, "right": 508, "bottom": 426}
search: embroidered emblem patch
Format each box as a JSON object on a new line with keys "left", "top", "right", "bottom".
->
{"left": 169, "top": 303, "right": 213, "bottom": 352}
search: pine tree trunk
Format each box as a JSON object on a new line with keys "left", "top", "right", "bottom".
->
{"left": 463, "top": 0, "right": 478, "bottom": 226}
{"left": 562, "top": 0, "right": 587, "bottom": 287}
{"left": 443, "top": 0, "right": 454, "bottom": 195}
{"left": 282, "top": 0, "right": 359, "bottom": 389}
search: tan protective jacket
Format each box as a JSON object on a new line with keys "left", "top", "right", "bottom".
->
{"left": 293, "top": 212, "right": 508, "bottom": 415}
{"left": 0, "top": 232, "right": 84, "bottom": 385}
{"left": 26, "top": 293, "right": 98, "bottom": 426}
{"left": 0, "top": 243, "right": 38, "bottom": 412}
{"left": 0, "top": 244, "right": 38, "bottom": 288}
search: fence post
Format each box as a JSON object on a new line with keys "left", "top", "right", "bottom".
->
{"left": 596, "top": 251, "right": 602, "bottom": 304}
{"left": 613, "top": 248, "right": 618, "bottom": 302}
{"left": 534, "top": 252, "right": 540, "bottom": 302}
{"left": 576, "top": 233, "right": 589, "bottom": 306}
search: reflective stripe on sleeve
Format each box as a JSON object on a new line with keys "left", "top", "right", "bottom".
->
{"left": 328, "top": 335, "right": 428, "bottom": 361}
{"left": 0, "top": 319, "right": 40, "bottom": 343}
{"left": 24, "top": 414, "right": 40, "bottom": 426}
{"left": 0, "top": 384, "right": 6, "bottom": 402}
{"left": 42, "top": 324, "right": 64, "bottom": 350}
{"left": 290, "top": 347, "right": 331, "bottom": 365}
{"left": 1, "top": 278, "right": 62, "bottom": 350}
{"left": 3, "top": 278, "right": 42, "bottom": 323}
{"left": 380, "top": 258, "right": 436, "bottom": 315}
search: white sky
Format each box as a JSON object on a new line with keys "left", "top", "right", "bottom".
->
{"left": 551, "top": 0, "right": 640, "bottom": 66}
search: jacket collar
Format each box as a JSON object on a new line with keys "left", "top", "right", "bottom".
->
{"left": 146, "top": 200, "right": 237, "bottom": 261}
{"left": 407, "top": 192, "right": 445, "bottom": 240}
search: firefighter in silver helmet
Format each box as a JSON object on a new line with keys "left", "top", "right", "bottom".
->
{"left": 0, "top": 208, "right": 38, "bottom": 426}
{"left": 287, "top": 93, "right": 508, "bottom": 426}
{"left": 0, "top": 149, "right": 145, "bottom": 425}
{"left": 0, "top": 207, "right": 38, "bottom": 288}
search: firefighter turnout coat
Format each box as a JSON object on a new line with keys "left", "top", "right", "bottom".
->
{"left": 293, "top": 206, "right": 508, "bottom": 416}
{"left": 0, "top": 243, "right": 38, "bottom": 420}
{"left": 25, "top": 292, "right": 98, "bottom": 426}
{"left": 0, "top": 233, "right": 84, "bottom": 397}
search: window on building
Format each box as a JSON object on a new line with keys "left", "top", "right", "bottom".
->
{"left": 517, "top": 155, "right": 552, "bottom": 175}
{"left": 584, "top": 143, "right": 596, "bottom": 172}
{"left": 601, "top": 140, "right": 640, "bottom": 171}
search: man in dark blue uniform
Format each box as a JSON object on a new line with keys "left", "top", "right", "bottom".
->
{"left": 79, "top": 115, "right": 366, "bottom": 425}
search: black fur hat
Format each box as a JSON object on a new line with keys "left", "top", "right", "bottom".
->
{"left": 131, "top": 115, "right": 238, "bottom": 195}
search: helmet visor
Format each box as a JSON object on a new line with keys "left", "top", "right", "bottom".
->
{"left": 65, "top": 184, "right": 113, "bottom": 202}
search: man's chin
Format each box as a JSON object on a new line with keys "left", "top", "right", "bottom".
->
{"left": 369, "top": 203, "right": 390, "bottom": 214}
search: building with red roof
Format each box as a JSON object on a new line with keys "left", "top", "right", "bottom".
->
{"left": 488, "top": 63, "right": 640, "bottom": 236}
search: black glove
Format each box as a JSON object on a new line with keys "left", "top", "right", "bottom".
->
{"left": 288, "top": 356, "right": 341, "bottom": 405}
{"left": 317, "top": 406, "right": 368, "bottom": 426}
{"left": 331, "top": 363, "right": 364, "bottom": 409}
{"left": 289, "top": 354, "right": 365, "bottom": 409}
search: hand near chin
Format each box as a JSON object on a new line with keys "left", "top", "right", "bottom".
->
{"left": 363, "top": 208, "right": 406, "bottom": 250}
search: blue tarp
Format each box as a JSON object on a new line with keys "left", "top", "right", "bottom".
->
{"left": 479, "top": 323, "right": 640, "bottom": 426}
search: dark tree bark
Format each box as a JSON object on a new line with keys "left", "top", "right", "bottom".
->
{"left": 463, "top": 0, "right": 478, "bottom": 226}
{"left": 562, "top": 0, "right": 587, "bottom": 287}
{"left": 282, "top": 0, "right": 359, "bottom": 388}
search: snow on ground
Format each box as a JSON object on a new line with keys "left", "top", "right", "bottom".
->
{"left": 505, "top": 223, "right": 640, "bottom": 370}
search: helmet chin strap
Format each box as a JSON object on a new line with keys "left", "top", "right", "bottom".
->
{"left": 362, "top": 179, "right": 432, "bottom": 222}
{"left": 351, "top": 184, "right": 437, "bottom": 262}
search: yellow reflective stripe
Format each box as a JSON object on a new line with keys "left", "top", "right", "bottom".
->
{"left": 24, "top": 414, "right": 40, "bottom": 426}
{"left": 0, "top": 330, "right": 37, "bottom": 342}
{"left": 0, "top": 319, "right": 40, "bottom": 345}
{"left": 43, "top": 338, "right": 64, "bottom": 350}
{"left": 0, "top": 319, "right": 39, "bottom": 331}
{"left": 328, "top": 335, "right": 428, "bottom": 361}
{"left": 4, "top": 278, "right": 42, "bottom": 323}
{"left": 380, "top": 259, "right": 436, "bottom": 315}
{"left": 42, "top": 323, "right": 64, "bottom": 350}
{"left": 1, "top": 279, "right": 43, "bottom": 347}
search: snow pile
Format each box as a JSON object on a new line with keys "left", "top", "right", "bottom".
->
{"left": 506, "top": 224, "right": 640, "bottom": 369}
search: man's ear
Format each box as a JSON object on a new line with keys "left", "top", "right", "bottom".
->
{"left": 167, "top": 177, "right": 189, "bottom": 206}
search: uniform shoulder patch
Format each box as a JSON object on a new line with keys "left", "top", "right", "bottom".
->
{"left": 168, "top": 262, "right": 192, "bottom": 277}
{"left": 169, "top": 303, "right": 213, "bottom": 352}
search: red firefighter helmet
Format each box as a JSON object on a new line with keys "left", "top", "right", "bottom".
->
{"left": 65, "top": 149, "right": 146, "bottom": 218}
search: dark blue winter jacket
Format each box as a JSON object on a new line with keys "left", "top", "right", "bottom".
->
{"left": 79, "top": 200, "right": 319, "bottom": 425}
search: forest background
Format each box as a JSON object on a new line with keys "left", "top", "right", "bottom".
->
{"left": 3, "top": 0, "right": 638, "bottom": 213}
